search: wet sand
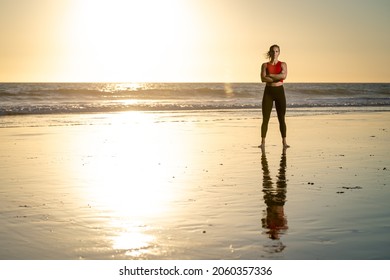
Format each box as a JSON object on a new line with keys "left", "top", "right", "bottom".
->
{"left": 0, "top": 111, "right": 389, "bottom": 259}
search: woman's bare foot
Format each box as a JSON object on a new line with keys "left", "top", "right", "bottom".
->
{"left": 282, "top": 138, "right": 290, "bottom": 148}
{"left": 258, "top": 138, "right": 266, "bottom": 149}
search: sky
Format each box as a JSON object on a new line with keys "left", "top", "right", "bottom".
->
{"left": 0, "top": 0, "right": 389, "bottom": 83}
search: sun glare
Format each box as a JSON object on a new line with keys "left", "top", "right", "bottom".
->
{"left": 69, "top": 112, "right": 193, "bottom": 254}
{"left": 67, "top": 0, "right": 192, "bottom": 82}
{"left": 77, "top": 113, "right": 181, "bottom": 216}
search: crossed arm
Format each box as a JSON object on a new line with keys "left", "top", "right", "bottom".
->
{"left": 261, "top": 62, "right": 288, "bottom": 83}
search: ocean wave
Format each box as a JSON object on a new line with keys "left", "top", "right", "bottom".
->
{"left": 2, "top": 102, "right": 390, "bottom": 116}
{"left": 1, "top": 83, "right": 389, "bottom": 116}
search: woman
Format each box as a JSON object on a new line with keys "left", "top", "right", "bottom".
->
{"left": 259, "top": 44, "right": 289, "bottom": 149}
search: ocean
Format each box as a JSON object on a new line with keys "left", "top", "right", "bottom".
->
{"left": 1, "top": 82, "right": 389, "bottom": 117}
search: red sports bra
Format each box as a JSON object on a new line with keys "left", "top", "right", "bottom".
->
{"left": 267, "top": 61, "right": 283, "bottom": 83}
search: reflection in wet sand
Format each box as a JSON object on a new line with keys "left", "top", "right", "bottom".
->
{"left": 261, "top": 148, "right": 288, "bottom": 252}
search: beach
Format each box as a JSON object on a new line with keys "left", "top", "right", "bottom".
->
{"left": 0, "top": 110, "right": 389, "bottom": 260}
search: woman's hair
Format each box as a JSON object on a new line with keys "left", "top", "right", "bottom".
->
{"left": 266, "top": 44, "right": 280, "bottom": 59}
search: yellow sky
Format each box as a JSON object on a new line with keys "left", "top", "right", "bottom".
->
{"left": 0, "top": 0, "right": 389, "bottom": 82}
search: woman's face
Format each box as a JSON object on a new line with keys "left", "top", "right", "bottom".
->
{"left": 270, "top": 47, "right": 280, "bottom": 60}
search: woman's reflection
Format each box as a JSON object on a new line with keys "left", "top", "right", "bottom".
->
{"left": 261, "top": 147, "right": 288, "bottom": 241}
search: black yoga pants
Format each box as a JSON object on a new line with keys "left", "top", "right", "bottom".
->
{"left": 261, "top": 85, "right": 287, "bottom": 138}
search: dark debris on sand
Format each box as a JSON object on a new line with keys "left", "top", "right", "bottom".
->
{"left": 342, "top": 186, "right": 363, "bottom": 190}
{"left": 337, "top": 186, "right": 363, "bottom": 194}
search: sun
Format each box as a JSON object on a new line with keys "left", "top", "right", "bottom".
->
{"left": 66, "top": 0, "right": 191, "bottom": 82}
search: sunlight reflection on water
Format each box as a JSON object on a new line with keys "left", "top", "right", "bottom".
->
{"left": 69, "top": 112, "right": 193, "bottom": 257}
{"left": 113, "top": 228, "right": 155, "bottom": 257}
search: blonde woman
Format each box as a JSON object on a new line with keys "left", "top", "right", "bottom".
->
{"left": 260, "top": 44, "right": 289, "bottom": 148}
